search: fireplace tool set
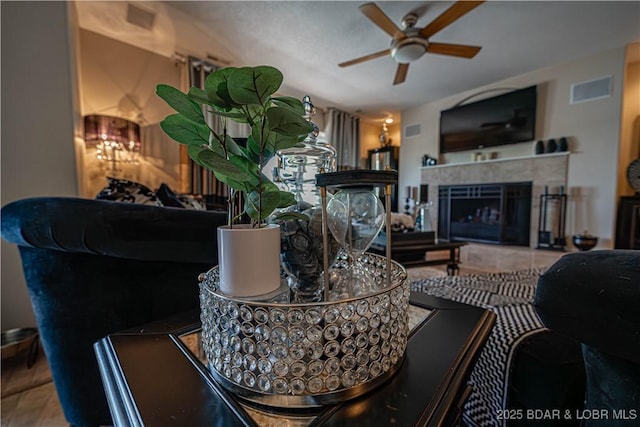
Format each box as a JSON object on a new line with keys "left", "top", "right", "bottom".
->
{"left": 537, "top": 185, "right": 567, "bottom": 251}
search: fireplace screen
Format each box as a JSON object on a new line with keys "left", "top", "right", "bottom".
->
{"left": 438, "top": 182, "right": 532, "bottom": 246}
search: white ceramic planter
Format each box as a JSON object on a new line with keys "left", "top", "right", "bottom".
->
{"left": 217, "top": 224, "right": 281, "bottom": 297}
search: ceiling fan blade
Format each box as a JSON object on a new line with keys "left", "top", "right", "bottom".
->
{"left": 420, "top": 1, "right": 485, "bottom": 39}
{"left": 359, "top": 3, "right": 402, "bottom": 38}
{"left": 427, "top": 42, "right": 481, "bottom": 58}
{"left": 393, "top": 63, "right": 409, "bottom": 85}
{"left": 339, "top": 48, "right": 391, "bottom": 68}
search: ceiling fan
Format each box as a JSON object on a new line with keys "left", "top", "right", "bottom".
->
{"left": 339, "top": 1, "right": 485, "bottom": 85}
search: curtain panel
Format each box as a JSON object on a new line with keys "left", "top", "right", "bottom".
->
{"left": 324, "top": 108, "right": 360, "bottom": 170}
{"left": 185, "top": 57, "right": 221, "bottom": 202}
{"left": 184, "top": 57, "right": 248, "bottom": 208}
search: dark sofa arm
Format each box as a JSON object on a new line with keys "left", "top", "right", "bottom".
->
{"left": 534, "top": 250, "right": 640, "bottom": 364}
{"left": 1, "top": 197, "right": 230, "bottom": 426}
{"left": 1, "top": 197, "right": 228, "bottom": 264}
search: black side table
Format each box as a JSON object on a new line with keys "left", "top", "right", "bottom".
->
{"left": 94, "top": 293, "right": 495, "bottom": 427}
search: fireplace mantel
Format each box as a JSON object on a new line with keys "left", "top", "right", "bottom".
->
{"left": 420, "top": 152, "right": 569, "bottom": 248}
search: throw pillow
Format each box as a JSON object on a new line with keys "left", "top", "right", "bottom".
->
{"left": 177, "top": 194, "right": 207, "bottom": 211}
{"left": 155, "top": 183, "right": 185, "bottom": 208}
{"left": 96, "top": 177, "right": 162, "bottom": 206}
{"left": 155, "top": 183, "right": 207, "bottom": 210}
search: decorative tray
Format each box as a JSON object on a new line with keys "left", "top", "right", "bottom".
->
{"left": 198, "top": 252, "right": 410, "bottom": 409}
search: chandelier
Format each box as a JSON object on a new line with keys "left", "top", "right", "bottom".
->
{"left": 83, "top": 115, "right": 141, "bottom": 170}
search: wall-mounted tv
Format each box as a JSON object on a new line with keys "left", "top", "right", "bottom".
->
{"left": 439, "top": 85, "right": 537, "bottom": 153}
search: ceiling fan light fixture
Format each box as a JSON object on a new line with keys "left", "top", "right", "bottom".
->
{"left": 340, "top": 1, "right": 485, "bottom": 83}
{"left": 391, "top": 37, "right": 429, "bottom": 63}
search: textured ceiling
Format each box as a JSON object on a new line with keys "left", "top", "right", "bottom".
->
{"left": 76, "top": 1, "right": 640, "bottom": 122}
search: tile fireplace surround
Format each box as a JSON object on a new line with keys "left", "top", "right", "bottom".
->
{"left": 421, "top": 152, "right": 570, "bottom": 270}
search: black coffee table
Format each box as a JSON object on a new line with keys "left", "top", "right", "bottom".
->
{"left": 94, "top": 292, "right": 494, "bottom": 427}
{"left": 369, "top": 238, "right": 468, "bottom": 275}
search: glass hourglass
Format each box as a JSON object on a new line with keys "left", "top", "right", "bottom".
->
{"left": 326, "top": 186, "right": 385, "bottom": 300}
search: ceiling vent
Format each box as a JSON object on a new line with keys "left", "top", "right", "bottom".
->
{"left": 404, "top": 124, "right": 421, "bottom": 138}
{"left": 126, "top": 3, "right": 155, "bottom": 30}
{"left": 570, "top": 75, "right": 612, "bottom": 104}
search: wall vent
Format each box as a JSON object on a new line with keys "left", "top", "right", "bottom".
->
{"left": 126, "top": 4, "right": 155, "bottom": 30}
{"left": 404, "top": 123, "right": 421, "bottom": 138}
{"left": 570, "top": 75, "right": 612, "bottom": 104}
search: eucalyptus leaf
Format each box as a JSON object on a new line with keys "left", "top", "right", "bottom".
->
{"left": 208, "top": 108, "right": 249, "bottom": 121}
{"left": 254, "top": 121, "right": 303, "bottom": 161}
{"left": 250, "top": 125, "right": 265, "bottom": 150}
{"left": 276, "top": 190, "right": 297, "bottom": 208}
{"left": 228, "top": 66, "right": 282, "bottom": 106}
{"left": 198, "top": 149, "right": 251, "bottom": 183}
{"left": 205, "top": 67, "right": 239, "bottom": 110}
{"left": 215, "top": 173, "right": 250, "bottom": 194}
{"left": 223, "top": 134, "right": 245, "bottom": 156}
{"left": 267, "top": 106, "right": 314, "bottom": 136}
{"left": 243, "top": 104, "right": 263, "bottom": 126}
{"left": 265, "top": 131, "right": 301, "bottom": 157}
{"left": 228, "top": 154, "right": 260, "bottom": 187}
{"left": 160, "top": 114, "right": 210, "bottom": 146}
{"left": 245, "top": 189, "right": 282, "bottom": 221}
{"left": 187, "top": 87, "right": 217, "bottom": 108}
{"left": 207, "top": 136, "right": 227, "bottom": 157}
{"left": 156, "top": 85, "right": 205, "bottom": 124}
{"left": 271, "top": 96, "right": 306, "bottom": 115}
{"left": 259, "top": 174, "right": 282, "bottom": 193}
{"left": 187, "top": 144, "right": 208, "bottom": 168}
{"left": 245, "top": 134, "right": 261, "bottom": 164}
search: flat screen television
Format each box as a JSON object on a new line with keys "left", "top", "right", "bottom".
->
{"left": 439, "top": 85, "right": 537, "bottom": 153}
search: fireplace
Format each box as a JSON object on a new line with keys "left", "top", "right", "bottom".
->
{"left": 421, "top": 153, "right": 569, "bottom": 249}
{"left": 438, "top": 182, "right": 532, "bottom": 246}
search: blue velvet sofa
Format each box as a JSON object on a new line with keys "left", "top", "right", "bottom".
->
{"left": 535, "top": 250, "right": 640, "bottom": 426}
{"left": 1, "top": 197, "right": 227, "bottom": 427}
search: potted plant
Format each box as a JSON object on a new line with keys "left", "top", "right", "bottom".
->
{"left": 156, "top": 65, "right": 313, "bottom": 297}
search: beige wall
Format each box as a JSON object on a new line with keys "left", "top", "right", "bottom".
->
{"left": 1, "top": 2, "right": 81, "bottom": 329}
{"left": 78, "top": 28, "right": 336, "bottom": 197}
{"left": 360, "top": 121, "right": 380, "bottom": 167}
{"left": 617, "top": 43, "right": 640, "bottom": 197}
{"left": 401, "top": 46, "right": 633, "bottom": 247}
{"left": 78, "top": 29, "right": 182, "bottom": 197}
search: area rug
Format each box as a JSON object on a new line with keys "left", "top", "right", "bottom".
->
{"left": 411, "top": 268, "right": 548, "bottom": 427}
